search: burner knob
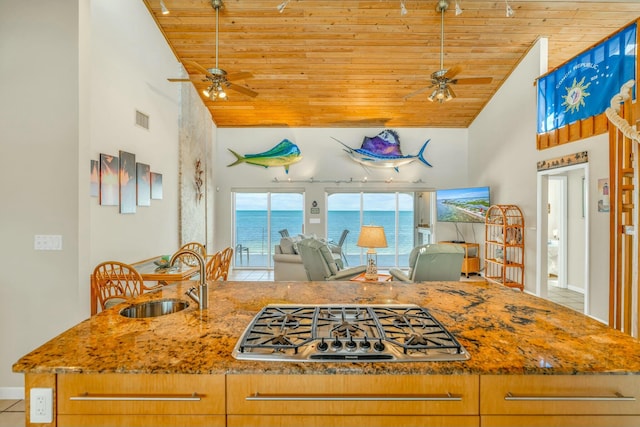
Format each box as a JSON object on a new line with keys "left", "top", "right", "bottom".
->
{"left": 345, "top": 339, "right": 357, "bottom": 351}
{"left": 331, "top": 336, "right": 343, "bottom": 350}
{"left": 317, "top": 338, "right": 328, "bottom": 352}
{"left": 360, "top": 338, "right": 371, "bottom": 351}
{"left": 373, "top": 339, "right": 386, "bottom": 352}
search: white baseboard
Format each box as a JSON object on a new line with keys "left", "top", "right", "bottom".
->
{"left": 0, "top": 387, "right": 24, "bottom": 400}
{"left": 567, "top": 284, "right": 585, "bottom": 294}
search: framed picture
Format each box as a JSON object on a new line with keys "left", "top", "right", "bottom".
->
{"left": 100, "top": 154, "right": 119, "bottom": 206}
{"left": 119, "top": 150, "right": 136, "bottom": 214}
{"left": 597, "top": 178, "right": 610, "bottom": 213}
{"left": 151, "top": 172, "right": 163, "bottom": 200}
{"left": 136, "top": 163, "right": 151, "bottom": 206}
{"left": 90, "top": 159, "right": 99, "bottom": 197}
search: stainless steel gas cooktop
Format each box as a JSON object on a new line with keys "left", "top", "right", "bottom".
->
{"left": 232, "top": 304, "right": 470, "bottom": 362}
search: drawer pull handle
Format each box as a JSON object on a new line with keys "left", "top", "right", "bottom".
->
{"left": 246, "top": 392, "right": 462, "bottom": 402}
{"left": 505, "top": 392, "right": 635, "bottom": 402}
{"left": 70, "top": 392, "right": 202, "bottom": 401}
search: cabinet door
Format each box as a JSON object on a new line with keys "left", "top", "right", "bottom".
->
{"left": 227, "top": 374, "right": 479, "bottom": 416}
{"left": 58, "top": 373, "right": 225, "bottom": 417}
{"left": 58, "top": 414, "right": 225, "bottom": 427}
{"left": 481, "top": 375, "right": 640, "bottom": 416}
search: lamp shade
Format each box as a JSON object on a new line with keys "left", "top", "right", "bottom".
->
{"left": 356, "top": 225, "right": 387, "bottom": 249}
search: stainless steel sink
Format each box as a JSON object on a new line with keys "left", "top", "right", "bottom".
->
{"left": 120, "top": 299, "right": 189, "bottom": 318}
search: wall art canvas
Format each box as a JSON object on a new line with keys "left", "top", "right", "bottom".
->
{"left": 136, "top": 163, "right": 151, "bottom": 207}
{"left": 119, "top": 150, "right": 136, "bottom": 214}
{"left": 151, "top": 172, "right": 163, "bottom": 200}
{"left": 100, "top": 154, "right": 119, "bottom": 206}
{"left": 90, "top": 160, "right": 99, "bottom": 197}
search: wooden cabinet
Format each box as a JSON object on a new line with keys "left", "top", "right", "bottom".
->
{"left": 440, "top": 242, "right": 480, "bottom": 277}
{"left": 56, "top": 373, "right": 225, "bottom": 427}
{"left": 480, "top": 375, "right": 640, "bottom": 427}
{"left": 484, "top": 204, "right": 524, "bottom": 290}
{"left": 227, "top": 374, "right": 480, "bottom": 427}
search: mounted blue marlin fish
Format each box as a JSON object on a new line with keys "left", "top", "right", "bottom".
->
{"left": 332, "top": 130, "right": 432, "bottom": 172}
{"left": 227, "top": 139, "right": 302, "bottom": 174}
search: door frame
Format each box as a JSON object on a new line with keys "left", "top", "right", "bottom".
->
{"left": 536, "top": 162, "right": 590, "bottom": 315}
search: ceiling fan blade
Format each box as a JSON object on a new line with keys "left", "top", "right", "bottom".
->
{"left": 226, "top": 71, "right": 253, "bottom": 81}
{"left": 167, "top": 78, "right": 192, "bottom": 82}
{"left": 451, "top": 77, "right": 493, "bottom": 85}
{"left": 186, "top": 61, "right": 216, "bottom": 80}
{"left": 227, "top": 82, "right": 258, "bottom": 98}
{"left": 404, "top": 86, "right": 432, "bottom": 100}
{"left": 444, "top": 65, "right": 462, "bottom": 80}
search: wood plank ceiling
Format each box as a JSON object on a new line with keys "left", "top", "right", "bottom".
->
{"left": 143, "top": 0, "right": 640, "bottom": 128}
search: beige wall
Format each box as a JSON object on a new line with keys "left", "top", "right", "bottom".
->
{"left": 0, "top": 0, "right": 182, "bottom": 391}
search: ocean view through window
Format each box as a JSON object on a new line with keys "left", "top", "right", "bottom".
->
{"left": 233, "top": 191, "right": 415, "bottom": 269}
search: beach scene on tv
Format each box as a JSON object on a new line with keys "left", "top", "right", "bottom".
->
{"left": 436, "top": 186, "right": 490, "bottom": 223}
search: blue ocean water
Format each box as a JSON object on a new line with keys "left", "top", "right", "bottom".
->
{"left": 235, "top": 210, "right": 414, "bottom": 267}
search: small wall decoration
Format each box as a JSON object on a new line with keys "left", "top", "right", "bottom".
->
{"left": 195, "top": 158, "right": 204, "bottom": 203}
{"left": 100, "top": 153, "right": 119, "bottom": 206}
{"left": 598, "top": 178, "right": 610, "bottom": 212}
{"left": 136, "top": 163, "right": 151, "bottom": 207}
{"left": 151, "top": 172, "right": 163, "bottom": 200}
{"left": 537, "top": 151, "right": 588, "bottom": 171}
{"left": 227, "top": 139, "right": 302, "bottom": 174}
{"left": 90, "top": 160, "right": 99, "bottom": 197}
{"left": 332, "top": 129, "right": 432, "bottom": 172}
{"left": 119, "top": 150, "right": 136, "bottom": 214}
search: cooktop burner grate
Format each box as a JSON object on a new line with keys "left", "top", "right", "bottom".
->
{"left": 233, "top": 304, "right": 470, "bottom": 363}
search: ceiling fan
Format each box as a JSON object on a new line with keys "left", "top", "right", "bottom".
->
{"left": 168, "top": 0, "right": 257, "bottom": 100}
{"left": 405, "top": 0, "right": 492, "bottom": 103}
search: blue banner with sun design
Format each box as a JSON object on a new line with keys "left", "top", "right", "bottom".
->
{"left": 537, "top": 23, "right": 636, "bottom": 134}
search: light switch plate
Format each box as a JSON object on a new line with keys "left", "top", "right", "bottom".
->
{"left": 34, "top": 235, "right": 63, "bottom": 251}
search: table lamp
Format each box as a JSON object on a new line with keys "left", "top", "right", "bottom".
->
{"left": 356, "top": 225, "right": 388, "bottom": 280}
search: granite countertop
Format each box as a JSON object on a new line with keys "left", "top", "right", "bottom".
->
{"left": 13, "top": 280, "right": 640, "bottom": 376}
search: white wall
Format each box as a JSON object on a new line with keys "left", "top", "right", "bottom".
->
{"left": 0, "top": 0, "right": 181, "bottom": 392}
{"left": 213, "top": 128, "right": 470, "bottom": 250}
{"left": 468, "top": 38, "right": 609, "bottom": 320}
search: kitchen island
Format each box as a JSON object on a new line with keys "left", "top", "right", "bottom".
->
{"left": 14, "top": 280, "right": 640, "bottom": 426}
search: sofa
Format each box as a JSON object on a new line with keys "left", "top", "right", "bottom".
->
{"left": 273, "top": 236, "right": 342, "bottom": 281}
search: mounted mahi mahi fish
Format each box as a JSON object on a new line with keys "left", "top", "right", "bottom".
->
{"left": 332, "top": 130, "right": 432, "bottom": 172}
{"left": 227, "top": 139, "right": 302, "bottom": 174}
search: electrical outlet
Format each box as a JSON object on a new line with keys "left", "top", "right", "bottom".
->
{"left": 30, "top": 387, "right": 53, "bottom": 423}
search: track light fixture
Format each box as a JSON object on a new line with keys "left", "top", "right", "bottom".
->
{"left": 277, "top": 0, "right": 290, "bottom": 13}
{"left": 160, "top": 0, "right": 169, "bottom": 15}
{"left": 505, "top": 0, "right": 514, "bottom": 17}
{"left": 400, "top": 1, "right": 408, "bottom": 16}
{"left": 455, "top": 1, "right": 462, "bottom": 15}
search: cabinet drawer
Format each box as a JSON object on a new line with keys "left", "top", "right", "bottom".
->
{"left": 227, "top": 374, "right": 479, "bottom": 415}
{"left": 481, "top": 375, "right": 640, "bottom": 415}
{"left": 229, "top": 414, "right": 479, "bottom": 427}
{"left": 58, "top": 373, "right": 225, "bottom": 415}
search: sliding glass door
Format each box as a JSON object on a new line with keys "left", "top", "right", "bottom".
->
{"left": 233, "top": 192, "right": 304, "bottom": 268}
{"left": 327, "top": 192, "right": 414, "bottom": 268}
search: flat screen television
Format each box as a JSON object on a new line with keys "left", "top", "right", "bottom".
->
{"left": 436, "top": 186, "right": 490, "bottom": 223}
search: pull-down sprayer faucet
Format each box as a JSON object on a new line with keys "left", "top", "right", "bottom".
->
{"left": 169, "top": 249, "right": 208, "bottom": 309}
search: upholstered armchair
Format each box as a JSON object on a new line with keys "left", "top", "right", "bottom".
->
{"left": 389, "top": 244, "right": 464, "bottom": 283}
{"left": 297, "top": 238, "right": 366, "bottom": 281}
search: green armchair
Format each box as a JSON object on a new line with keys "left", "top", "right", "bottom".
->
{"left": 297, "top": 238, "right": 366, "bottom": 281}
{"left": 389, "top": 244, "right": 464, "bottom": 283}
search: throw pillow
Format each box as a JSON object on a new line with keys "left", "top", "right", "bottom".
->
{"left": 279, "top": 237, "right": 296, "bottom": 254}
{"left": 318, "top": 244, "right": 339, "bottom": 276}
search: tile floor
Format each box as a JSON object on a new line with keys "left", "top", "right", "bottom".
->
{"left": 547, "top": 279, "right": 585, "bottom": 313}
{"left": 0, "top": 399, "right": 24, "bottom": 427}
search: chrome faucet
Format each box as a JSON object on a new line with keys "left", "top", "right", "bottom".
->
{"left": 169, "top": 249, "right": 208, "bottom": 310}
